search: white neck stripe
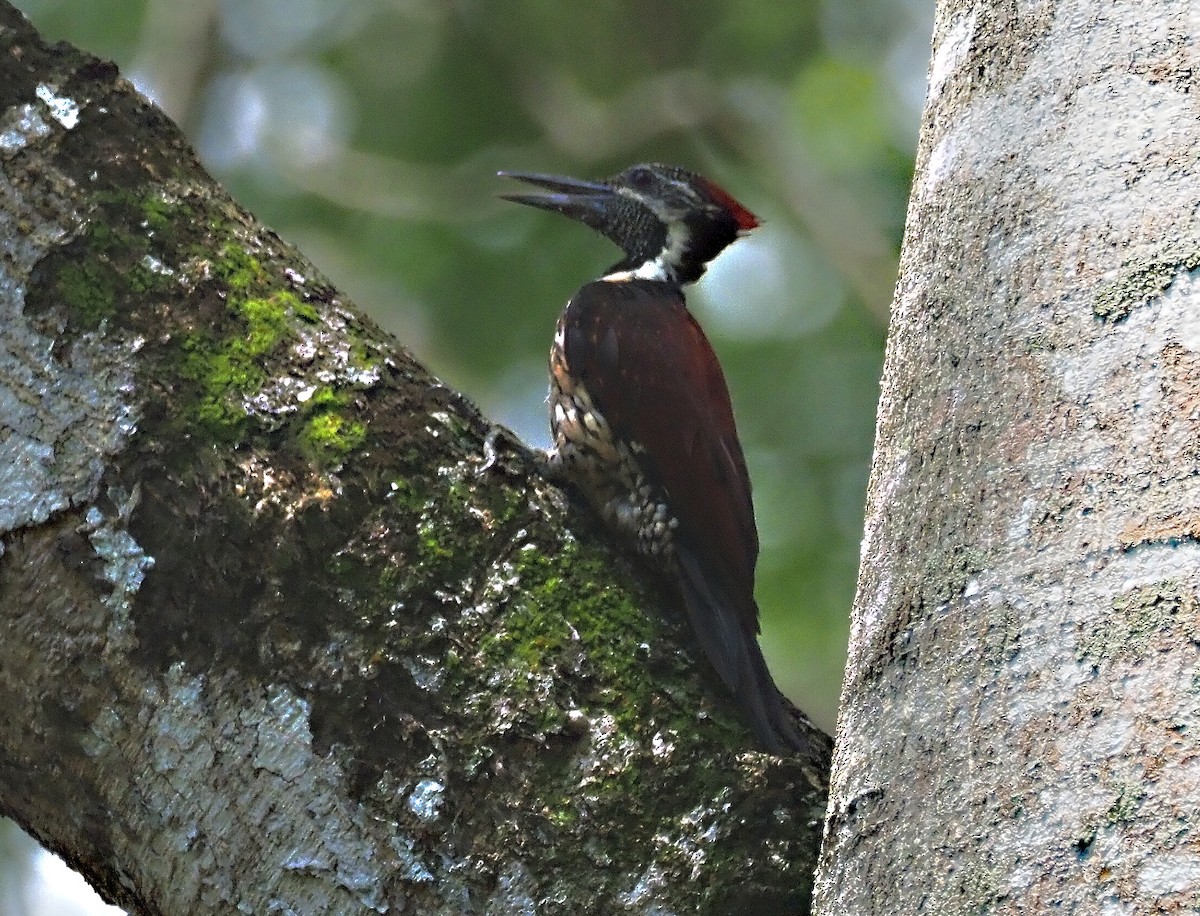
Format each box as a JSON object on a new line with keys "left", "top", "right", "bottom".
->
{"left": 601, "top": 257, "right": 671, "bottom": 283}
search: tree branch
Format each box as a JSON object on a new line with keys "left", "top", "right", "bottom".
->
{"left": 0, "top": 4, "right": 829, "bottom": 913}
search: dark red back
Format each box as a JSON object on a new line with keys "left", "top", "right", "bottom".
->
{"left": 559, "top": 278, "right": 760, "bottom": 634}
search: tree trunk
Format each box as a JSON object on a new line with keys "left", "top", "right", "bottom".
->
{"left": 0, "top": 5, "right": 830, "bottom": 913}
{"left": 815, "top": 0, "right": 1200, "bottom": 912}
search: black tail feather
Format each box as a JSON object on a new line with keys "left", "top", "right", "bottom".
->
{"left": 676, "top": 547, "right": 804, "bottom": 754}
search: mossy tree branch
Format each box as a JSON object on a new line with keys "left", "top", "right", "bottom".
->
{"left": 0, "top": 4, "right": 829, "bottom": 914}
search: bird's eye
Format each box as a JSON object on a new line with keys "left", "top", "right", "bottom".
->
{"left": 627, "top": 166, "right": 654, "bottom": 189}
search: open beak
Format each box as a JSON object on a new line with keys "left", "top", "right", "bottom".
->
{"left": 498, "top": 170, "right": 617, "bottom": 224}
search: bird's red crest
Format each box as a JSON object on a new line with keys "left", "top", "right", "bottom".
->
{"left": 698, "top": 177, "right": 759, "bottom": 231}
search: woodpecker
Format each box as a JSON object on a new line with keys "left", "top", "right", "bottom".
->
{"left": 499, "top": 162, "right": 803, "bottom": 753}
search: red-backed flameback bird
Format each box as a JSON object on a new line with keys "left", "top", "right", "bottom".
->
{"left": 497, "top": 163, "right": 803, "bottom": 754}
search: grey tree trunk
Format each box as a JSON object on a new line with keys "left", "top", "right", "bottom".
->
{"left": 815, "top": 0, "right": 1200, "bottom": 912}
{"left": 0, "top": 4, "right": 830, "bottom": 913}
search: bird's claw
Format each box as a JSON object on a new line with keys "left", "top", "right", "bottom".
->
{"left": 480, "top": 423, "right": 537, "bottom": 476}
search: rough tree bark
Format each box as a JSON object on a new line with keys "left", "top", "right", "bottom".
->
{"left": 0, "top": 5, "right": 830, "bottom": 914}
{"left": 815, "top": 0, "right": 1200, "bottom": 912}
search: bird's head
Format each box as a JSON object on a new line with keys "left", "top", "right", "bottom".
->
{"left": 500, "top": 162, "right": 759, "bottom": 285}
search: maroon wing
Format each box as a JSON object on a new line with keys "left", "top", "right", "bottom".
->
{"left": 561, "top": 279, "right": 801, "bottom": 752}
{"left": 560, "top": 279, "right": 760, "bottom": 631}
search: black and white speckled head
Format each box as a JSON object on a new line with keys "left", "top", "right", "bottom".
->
{"left": 499, "top": 163, "right": 759, "bottom": 285}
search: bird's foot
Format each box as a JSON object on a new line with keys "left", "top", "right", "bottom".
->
{"left": 480, "top": 423, "right": 547, "bottom": 475}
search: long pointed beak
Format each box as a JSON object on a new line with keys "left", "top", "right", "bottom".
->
{"left": 497, "top": 170, "right": 617, "bottom": 223}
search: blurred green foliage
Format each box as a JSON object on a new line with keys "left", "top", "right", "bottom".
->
{"left": 16, "top": 0, "right": 931, "bottom": 732}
